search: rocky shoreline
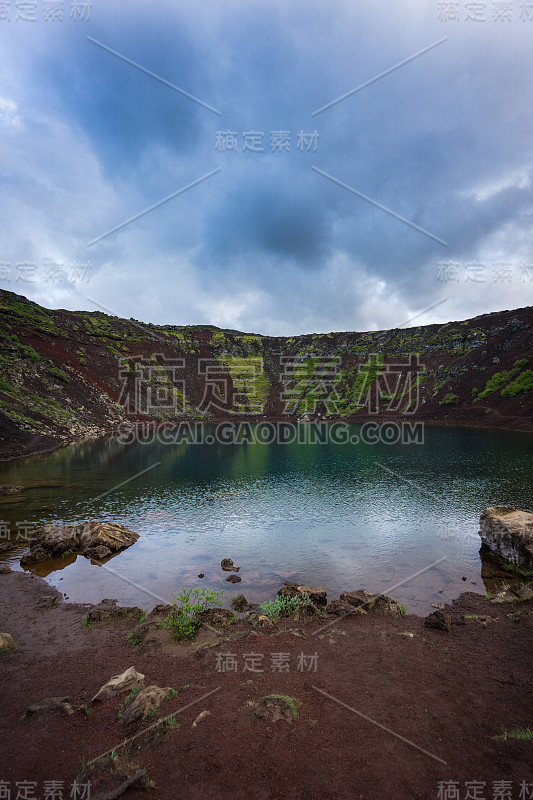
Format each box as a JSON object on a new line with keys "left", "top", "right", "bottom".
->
{"left": 0, "top": 568, "right": 532, "bottom": 800}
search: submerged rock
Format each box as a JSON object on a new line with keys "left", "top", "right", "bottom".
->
{"left": 20, "top": 521, "right": 139, "bottom": 565}
{"left": 339, "top": 590, "right": 404, "bottom": 616}
{"left": 221, "top": 558, "right": 240, "bottom": 572}
{"left": 0, "top": 485, "right": 23, "bottom": 495}
{"left": 225, "top": 574, "right": 242, "bottom": 584}
{"left": 478, "top": 507, "right": 533, "bottom": 570}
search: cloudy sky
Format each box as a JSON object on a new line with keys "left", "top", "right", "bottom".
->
{"left": 1, "top": 0, "right": 532, "bottom": 335}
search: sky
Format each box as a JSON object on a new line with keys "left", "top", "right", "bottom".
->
{"left": 1, "top": 0, "right": 532, "bottom": 335}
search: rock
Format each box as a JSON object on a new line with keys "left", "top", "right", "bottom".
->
{"left": 231, "top": 594, "right": 256, "bottom": 613}
{"left": 0, "top": 543, "right": 12, "bottom": 554}
{"left": 25, "top": 697, "right": 75, "bottom": 717}
{"left": 225, "top": 574, "right": 242, "bottom": 584}
{"left": 0, "top": 485, "right": 23, "bottom": 495}
{"left": 197, "top": 573, "right": 205, "bottom": 579}
{"left": 257, "top": 615, "right": 274, "bottom": 628}
{"left": 278, "top": 581, "right": 327, "bottom": 607}
{"left": 85, "top": 599, "right": 143, "bottom": 625}
{"left": 0, "top": 565, "right": 11, "bottom": 573}
{"left": 92, "top": 666, "right": 145, "bottom": 702}
{"left": 88, "top": 545, "right": 113, "bottom": 561}
{"left": 20, "top": 521, "right": 139, "bottom": 565}
{"left": 75, "top": 756, "right": 150, "bottom": 800}
{"left": 478, "top": 507, "right": 533, "bottom": 570}
{"left": 80, "top": 522, "right": 139, "bottom": 560}
{"left": 192, "top": 710, "right": 211, "bottom": 727}
{"left": 513, "top": 584, "right": 533, "bottom": 601}
{"left": 479, "top": 545, "right": 514, "bottom": 580}
{"left": 340, "top": 590, "right": 403, "bottom": 616}
{"left": 0, "top": 632, "right": 16, "bottom": 649}
{"left": 326, "top": 598, "right": 365, "bottom": 616}
{"left": 490, "top": 589, "right": 518, "bottom": 603}
{"left": 221, "top": 558, "right": 240, "bottom": 572}
{"left": 149, "top": 603, "right": 173, "bottom": 616}
{"left": 251, "top": 696, "right": 299, "bottom": 724}
{"left": 195, "top": 608, "right": 236, "bottom": 627}
{"left": 121, "top": 685, "right": 171, "bottom": 725}
{"left": 424, "top": 610, "right": 452, "bottom": 631}
{"left": 36, "top": 595, "right": 59, "bottom": 608}
{"left": 20, "top": 545, "right": 49, "bottom": 565}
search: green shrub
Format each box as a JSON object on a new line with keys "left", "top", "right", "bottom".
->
{"left": 49, "top": 367, "right": 70, "bottom": 383}
{"left": 160, "top": 586, "right": 224, "bottom": 641}
{"left": 478, "top": 371, "right": 512, "bottom": 399}
{"left": 501, "top": 370, "right": 533, "bottom": 398}
{"left": 21, "top": 345, "right": 40, "bottom": 363}
{"left": 442, "top": 393, "right": 459, "bottom": 406}
{"left": 0, "top": 379, "right": 13, "bottom": 394}
{"left": 260, "top": 592, "right": 312, "bottom": 619}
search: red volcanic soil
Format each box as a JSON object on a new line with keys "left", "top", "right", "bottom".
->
{"left": 0, "top": 571, "right": 532, "bottom": 800}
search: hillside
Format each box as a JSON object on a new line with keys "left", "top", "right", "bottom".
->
{"left": 0, "top": 290, "right": 532, "bottom": 459}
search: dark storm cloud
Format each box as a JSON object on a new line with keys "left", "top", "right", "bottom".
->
{"left": 1, "top": 0, "right": 532, "bottom": 333}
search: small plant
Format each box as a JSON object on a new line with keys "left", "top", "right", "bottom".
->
{"left": 166, "top": 688, "right": 179, "bottom": 700}
{"left": 441, "top": 393, "right": 459, "bottom": 406}
{"left": 0, "top": 378, "right": 14, "bottom": 394}
{"left": 485, "top": 590, "right": 494, "bottom": 600}
{"left": 21, "top": 345, "right": 40, "bottom": 363}
{"left": 117, "top": 685, "right": 143, "bottom": 719}
{"left": 505, "top": 727, "right": 533, "bottom": 740}
{"left": 0, "top": 643, "right": 20, "bottom": 654}
{"left": 127, "top": 630, "right": 142, "bottom": 646}
{"left": 49, "top": 367, "right": 70, "bottom": 383}
{"left": 261, "top": 694, "right": 300, "bottom": 719}
{"left": 110, "top": 749, "right": 118, "bottom": 759}
{"left": 146, "top": 710, "right": 156, "bottom": 720}
{"left": 138, "top": 610, "right": 147, "bottom": 623}
{"left": 160, "top": 586, "right": 225, "bottom": 642}
{"left": 398, "top": 604, "right": 407, "bottom": 617}
{"left": 61, "top": 548, "right": 76, "bottom": 559}
{"left": 164, "top": 717, "right": 180, "bottom": 730}
{"left": 82, "top": 617, "right": 91, "bottom": 628}
{"left": 260, "top": 592, "right": 312, "bottom": 620}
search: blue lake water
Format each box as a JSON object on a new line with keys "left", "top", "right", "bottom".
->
{"left": 0, "top": 423, "right": 531, "bottom": 614}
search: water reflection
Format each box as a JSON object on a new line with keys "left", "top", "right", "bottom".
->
{"left": 0, "top": 424, "right": 531, "bottom": 614}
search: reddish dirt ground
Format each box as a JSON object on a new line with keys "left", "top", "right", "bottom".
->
{"left": 1, "top": 571, "right": 532, "bottom": 800}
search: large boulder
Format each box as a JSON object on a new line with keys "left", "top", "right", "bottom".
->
{"left": 277, "top": 581, "right": 327, "bottom": 607}
{"left": 79, "top": 522, "right": 139, "bottom": 560}
{"left": 20, "top": 521, "right": 139, "bottom": 565}
{"left": 478, "top": 507, "right": 533, "bottom": 570}
{"left": 340, "top": 589, "right": 404, "bottom": 616}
